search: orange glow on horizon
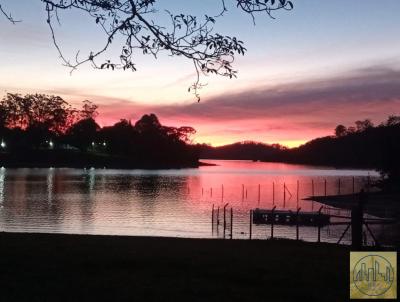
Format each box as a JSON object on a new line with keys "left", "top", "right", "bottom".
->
{"left": 193, "top": 137, "right": 307, "bottom": 149}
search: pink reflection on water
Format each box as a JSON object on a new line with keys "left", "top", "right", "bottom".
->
{"left": 0, "top": 161, "right": 381, "bottom": 243}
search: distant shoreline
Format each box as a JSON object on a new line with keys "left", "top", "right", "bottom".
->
{"left": 0, "top": 148, "right": 380, "bottom": 171}
{"left": 200, "top": 157, "right": 379, "bottom": 171}
{"left": 0, "top": 161, "right": 215, "bottom": 170}
{"left": 0, "top": 149, "right": 205, "bottom": 170}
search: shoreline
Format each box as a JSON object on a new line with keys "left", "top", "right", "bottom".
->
{"left": 0, "top": 231, "right": 350, "bottom": 301}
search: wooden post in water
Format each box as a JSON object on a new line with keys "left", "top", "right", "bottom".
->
{"left": 258, "top": 184, "right": 261, "bottom": 204}
{"left": 352, "top": 177, "right": 355, "bottom": 194}
{"left": 296, "top": 207, "right": 301, "bottom": 240}
{"left": 230, "top": 207, "right": 233, "bottom": 239}
{"left": 202, "top": 187, "right": 204, "bottom": 197}
{"left": 317, "top": 206, "right": 323, "bottom": 243}
{"left": 312, "top": 179, "right": 315, "bottom": 196}
{"left": 324, "top": 179, "right": 327, "bottom": 196}
{"left": 311, "top": 179, "right": 315, "bottom": 211}
{"left": 242, "top": 184, "right": 244, "bottom": 201}
{"left": 272, "top": 182, "right": 275, "bottom": 205}
{"left": 296, "top": 180, "right": 299, "bottom": 208}
{"left": 338, "top": 178, "right": 341, "bottom": 195}
{"left": 245, "top": 189, "right": 248, "bottom": 199}
{"left": 271, "top": 206, "right": 276, "bottom": 239}
{"left": 216, "top": 207, "right": 220, "bottom": 228}
{"left": 210, "top": 187, "right": 213, "bottom": 198}
{"left": 211, "top": 204, "right": 214, "bottom": 233}
{"left": 223, "top": 203, "right": 229, "bottom": 239}
{"left": 249, "top": 210, "right": 253, "bottom": 240}
{"left": 223, "top": 205, "right": 226, "bottom": 239}
{"left": 283, "top": 183, "right": 286, "bottom": 208}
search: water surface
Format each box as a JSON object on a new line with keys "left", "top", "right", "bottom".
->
{"left": 0, "top": 160, "right": 382, "bottom": 243}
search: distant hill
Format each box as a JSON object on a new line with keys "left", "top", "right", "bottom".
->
{"left": 198, "top": 141, "right": 286, "bottom": 160}
{"left": 198, "top": 122, "right": 400, "bottom": 190}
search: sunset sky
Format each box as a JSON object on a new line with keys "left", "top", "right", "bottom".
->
{"left": 1, "top": 0, "right": 399, "bottom": 147}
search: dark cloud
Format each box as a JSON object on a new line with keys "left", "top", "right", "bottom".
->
{"left": 150, "top": 65, "right": 400, "bottom": 122}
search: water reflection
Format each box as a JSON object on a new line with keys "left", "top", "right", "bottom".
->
{"left": 47, "top": 168, "right": 54, "bottom": 204}
{"left": 0, "top": 167, "right": 5, "bottom": 206}
{"left": 0, "top": 160, "right": 382, "bottom": 242}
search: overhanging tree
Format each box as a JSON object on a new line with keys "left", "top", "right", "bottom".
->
{"left": 0, "top": 0, "right": 293, "bottom": 100}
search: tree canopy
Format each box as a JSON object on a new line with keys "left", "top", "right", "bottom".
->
{"left": 0, "top": 0, "right": 294, "bottom": 100}
{"left": 0, "top": 93, "right": 198, "bottom": 167}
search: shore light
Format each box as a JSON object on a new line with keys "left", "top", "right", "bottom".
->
{"left": 0, "top": 140, "right": 6, "bottom": 148}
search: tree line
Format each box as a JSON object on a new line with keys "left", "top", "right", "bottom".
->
{"left": 199, "top": 117, "right": 400, "bottom": 191}
{"left": 0, "top": 93, "right": 198, "bottom": 168}
{"left": 288, "top": 116, "right": 400, "bottom": 190}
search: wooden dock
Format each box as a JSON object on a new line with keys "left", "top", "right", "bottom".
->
{"left": 252, "top": 208, "right": 330, "bottom": 226}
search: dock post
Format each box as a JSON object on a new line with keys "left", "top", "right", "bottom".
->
{"left": 210, "top": 187, "right": 213, "bottom": 198}
{"left": 317, "top": 206, "right": 323, "bottom": 243}
{"left": 352, "top": 177, "right": 355, "bottom": 194}
{"left": 216, "top": 206, "right": 220, "bottom": 229}
{"left": 223, "top": 203, "right": 229, "bottom": 239}
{"left": 272, "top": 182, "right": 275, "bottom": 205}
{"left": 324, "top": 179, "right": 327, "bottom": 196}
{"left": 296, "top": 180, "right": 299, "bottom": 208}
{"left": 230, "top": 207, "right": 233, "bottom": 239}
{"left": 296, "top": 207, "right": 301, "bottom": 240}
{"left": 202, "top": 187, "right": 204, "bottom": 197}
{"left": 249, "top": 210, "right": 253, "bottom": 240}
{"left": 311, "top": 179, "right": 315, "bottom": 211}
{"left": 311, "top": 179, "right": 315, "bottom": 196}
{"left": 242, "top": 184, "right": 244, "bottom": 201}
{"left": 338, "top": 178, "right": 341, "bottom": 195}
{"left": 283, "top": 183, "right": 286, "bottom": 208}
{"left": 351, "top": 191, "right": 365, "bottom": 249}
{"left": 271, "top": 206, "right": 276, "bottom": 239}
{"left": 211, "top": 204, "right": 214, "bottom": 233}
{"left": 223, "top": 206, "right": 226, "bottom": 238}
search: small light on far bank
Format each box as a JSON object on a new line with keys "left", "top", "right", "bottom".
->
{"left": 1, "top": 140, "right": 6, "bottom": 148}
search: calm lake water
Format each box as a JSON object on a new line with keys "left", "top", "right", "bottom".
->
{"left": 0, "top": 160, "right": 382, "bottom": 243}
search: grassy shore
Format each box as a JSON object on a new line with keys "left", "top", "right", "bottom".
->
{"left": 0, "top": 232, "right": 350, "bottom": 302}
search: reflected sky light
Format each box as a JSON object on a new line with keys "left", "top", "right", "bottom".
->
{"left": 0, "top": 162, "right": 381, "bottom": 241}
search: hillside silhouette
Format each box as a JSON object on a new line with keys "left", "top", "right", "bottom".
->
{"left": 199, "top": 141, "right": 286, "bottom": 160}
{"left": 199, "top": 117, "right": 400, "bottom": 190}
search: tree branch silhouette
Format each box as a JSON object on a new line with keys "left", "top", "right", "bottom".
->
{"left": 0, "top": 3, "right": 20, "bottom": 24}
{"left": 1, "top": 0, "right": 293, "bottom": 101}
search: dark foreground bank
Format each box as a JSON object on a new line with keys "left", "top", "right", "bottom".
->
{"left": 0, "top": 232, "right": 350, "bottom": 302}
